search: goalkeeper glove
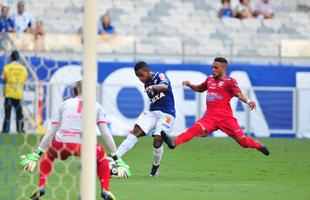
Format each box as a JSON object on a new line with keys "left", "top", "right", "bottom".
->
{"left": 111, "top": 155, "right": 132, "bottom": 177}
{"left": 20, "top": 147, "right": 43, "bottom": 172}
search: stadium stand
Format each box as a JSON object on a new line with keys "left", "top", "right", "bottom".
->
{"left": 1, "top": 0, "right": 310, "bottom": 65}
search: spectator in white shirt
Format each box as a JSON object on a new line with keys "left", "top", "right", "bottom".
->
{"left": 12, "top": 1, "right": 32, "bottom": 33}
{"left": 253, "top": 0, "right": 275, "bottom": 19}
{"left": 234, "top": 0, "right": 252, "bottom": 19}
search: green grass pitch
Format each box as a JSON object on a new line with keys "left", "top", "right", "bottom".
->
{"left": 1, "top": 134, "right": 310, "bottom": 200}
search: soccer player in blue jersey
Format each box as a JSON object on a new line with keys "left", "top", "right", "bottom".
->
{"left": 117, "top": 61, "right": 176, "bottom": 177}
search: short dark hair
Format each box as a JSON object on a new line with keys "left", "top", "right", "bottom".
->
{"left": 221, "top": 0, "right": 230, "bottom": 4}
{"left": 73, "top": 80, "right": 82, "bottom": 96}
{"left": 134, "top": 61, "right": 150, "bottom": 72}
{"left": 214, "top": 57, "right": 228, "bottom": 65}
{"left": 11, "top": 50, "right": 20, "bottom": 61}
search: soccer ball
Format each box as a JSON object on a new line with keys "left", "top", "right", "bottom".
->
{"left": 107, "top": 157, "right": 129, "bottom": 179}
{"left": 107, "top": 157, "right": 118, "bottom": 176}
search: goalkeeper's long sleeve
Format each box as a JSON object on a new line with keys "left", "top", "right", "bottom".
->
{"left": 98, "top": 123, "right": 117, "bottom": 156}
{"left": 37, "top": 123, "right": 59, "bottom": 151}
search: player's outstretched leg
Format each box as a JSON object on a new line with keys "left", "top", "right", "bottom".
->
{"left": 160, "top": 131, "right": 176, "bottom": 149}
{"left": 238, "top": 137, "right": 270, "bottom": 156}
{"left": 163, "top": 123, "right": 203, "bottom": 148}
{"left": 117, "top": 133, "right": 138, "bottom": 157}
{"left": 30, "top": 187, "right": 45, "bottom": 200}
{"left": 101, "top": 190, "right": 117, "bottom": 200}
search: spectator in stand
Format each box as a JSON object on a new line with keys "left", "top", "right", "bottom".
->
{"left": 30, "top": 20, "right": 44, "bottom": 38}
{"left": 253, "top": 0, "right": 275, "bottom": 19}
{"left": 98, "top": 14, "right": 116, "bottom": 36}
{"left": 218, "top": 0, "right": 233, "bottom": 18}
{"left": 12, "top": 1, "right": 32, "bottom": 33}
{"left": 234, "top": 0, "right": 252, "bottom": 19}
{"left": 78, "top": 14, "right": 116, "bottom": 41}
{"left": 0, "top": 6, "right": 15, "bottom": 32}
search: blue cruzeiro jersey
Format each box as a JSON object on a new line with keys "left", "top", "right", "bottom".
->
{"left": 144, "top": 72, "right": 175, "bottom": 117}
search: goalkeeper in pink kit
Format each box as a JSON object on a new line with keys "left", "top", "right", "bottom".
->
{"left": 162, "top": 57, "right": 270, "bottom": 156}
{"left": 20, "top": 81, "right": 131, "bottom": 200}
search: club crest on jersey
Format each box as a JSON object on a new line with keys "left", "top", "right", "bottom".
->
{"left": 218, "top": 81, "right": 224, "bottom": 87}
{"left": 159, "top": 73, "right": 165, "bottom": 80}
{"left": 151, "top": 92, "right": 165, "bottom": 103}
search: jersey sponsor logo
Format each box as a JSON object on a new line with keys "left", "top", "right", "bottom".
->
{"left": 61, "top": 130, "right": 81, "bottom": 136}
{"left": 151, "top": 92, "right": 165, "bottom": 103}
{"left": 65, "top": 114, "right": 82, "bottom": 120}
{"left": 206, "top": 93, "right": 223, "bottom": 102}
{"left": 162, "top": 123, "right": 171, "bottom": 129}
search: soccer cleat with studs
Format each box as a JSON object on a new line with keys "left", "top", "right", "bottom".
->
{"left": 30, "top": 187, "right": 45, "bottom": 200}
{"left": 160, "top": 132, "right": 176, "bottom": 149}
{"left": 150, "top": 164, "right": 160, "bottom": 177}
{"left": 258, "top": 145, "right": 270, "bottom": 156}
{"left": 101, "top": 189, "right": 117, "bottom": 200}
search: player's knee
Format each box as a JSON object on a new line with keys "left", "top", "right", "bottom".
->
{"left": 191, "top": 123, "right": 204, "bottom": 136}
{"left": 153, "top": 135, "right": 163, "bottom": 148}
{"left": 153, "top": 142, "right": 161, "bottom": 149}
{"left": 132, "top": 125, "right": 145, "bottom": 138}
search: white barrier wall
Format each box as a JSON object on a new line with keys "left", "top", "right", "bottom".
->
{"left": 1, "top": 62, "right": 308, "bottom": 138}
{"left": 44, "top": 65, "right": 301, "bottom": 138}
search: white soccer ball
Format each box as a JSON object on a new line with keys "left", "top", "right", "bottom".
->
{"left": 107, "top": 157, "right": 128, "bottom": 179}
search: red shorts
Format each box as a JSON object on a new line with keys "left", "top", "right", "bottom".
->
{"left": 196, "top": 115, "right": 245, "bottom": 140}
{"left": 46, "top": 140, "right": 106, "bottom": 162}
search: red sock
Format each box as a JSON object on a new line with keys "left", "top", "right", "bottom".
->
{"left": 38, "top": 153, "right": 55, "bottom": 188}
{"left": 238, "top": 137, "right": 262, "bottom": 150}
{"left": 97, "top": 158, "right": 110, "bottom": 191}
{"left": 175, "top": 123, "right": 203, "bottom": 146}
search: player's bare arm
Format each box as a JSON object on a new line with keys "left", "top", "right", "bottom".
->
{"left": 145, "top": 83, "right": 168, "bottom": 93}
{"left": 37, "top": 124, "right": 59, "bottom": 150}
{"left": 235, "top": 92, "right": 256, "bottom": 110}
{"left": 182, "top": 80, "right": 206, "bottom": 93}
{"left": 98, "top": 123, "right": 118, "bottom": 155}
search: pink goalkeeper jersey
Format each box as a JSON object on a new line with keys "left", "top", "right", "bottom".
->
{"left": 51, "top": 96, "right": 107, "bottom": 144}
{"left": 198, "top": 76, "right": 241, "bottom": 117}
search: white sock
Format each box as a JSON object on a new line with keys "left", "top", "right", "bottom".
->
{"left": 117, "top": 134, "right": 138, "bottom": 157}
{"left": 153, "top": 145, "right": 164, "bottom": 166}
